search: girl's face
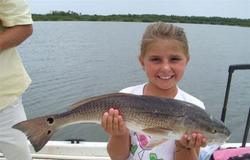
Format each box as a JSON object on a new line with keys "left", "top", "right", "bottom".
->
{"left": 139, "top": 40, "right": 189, "bottom": 95}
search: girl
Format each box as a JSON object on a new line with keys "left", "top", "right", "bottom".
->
{"left": 101, "top": 22, "right": 207, "bottom": 160}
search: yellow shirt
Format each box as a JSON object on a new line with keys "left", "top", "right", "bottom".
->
{"left": 0, "top": 0, "right": 33, "bottom": 110}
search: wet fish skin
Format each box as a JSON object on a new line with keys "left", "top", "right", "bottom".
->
{"left": 12, "top": 93, "right": 231, "bottom": 152}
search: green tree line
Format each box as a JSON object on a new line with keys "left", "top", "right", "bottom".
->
{"left": 32, "top": 10, "right": 250, "bottom": 27}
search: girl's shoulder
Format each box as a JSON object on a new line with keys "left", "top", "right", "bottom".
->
{"left": 119, "top": 83, "right": 146, "bottom": 95}
{"left": 175, "top": 87, "right": 205, "bottom": 109}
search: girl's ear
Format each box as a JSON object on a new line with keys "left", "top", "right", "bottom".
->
{"left": 186, "top": 55, "right": 190, "bottom": 66}
{"left": 138, "top": 56, "right": 146, "bottom": 71}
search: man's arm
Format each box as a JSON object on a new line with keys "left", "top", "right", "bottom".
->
{"left": 0, "top": 24, "right": 33, "bottom": 52}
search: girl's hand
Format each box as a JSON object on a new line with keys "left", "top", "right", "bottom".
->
{"left": 101, "top": 108, "right": 129, "bottom": 136}
{"left": 175, "top": 132, "right": 207, "bottom": 149}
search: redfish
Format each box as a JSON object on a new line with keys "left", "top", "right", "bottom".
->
{"left": 12, "top": 93, "right": 231, "bottom": 152}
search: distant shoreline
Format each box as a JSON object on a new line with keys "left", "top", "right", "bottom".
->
{"left": 32, "top": 11, "right": 250, "bottom": 27}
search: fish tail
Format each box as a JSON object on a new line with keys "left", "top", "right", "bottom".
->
{"left": 12, "top": 115, "right": 59, "bottom": 152}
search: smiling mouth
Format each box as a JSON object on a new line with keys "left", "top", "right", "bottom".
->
{"left": 158, "top": 76, "right": 173, "bottom": 80}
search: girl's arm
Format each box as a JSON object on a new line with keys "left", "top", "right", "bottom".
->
{"left": 101, "top": 108, "right": 130, "bottom": 160}
{"left": 174, "top": 133, "right": 207, "bottom": 160}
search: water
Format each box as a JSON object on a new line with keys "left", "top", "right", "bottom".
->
{"left": 18, "top": 21, "right": 250, "bottom": 143}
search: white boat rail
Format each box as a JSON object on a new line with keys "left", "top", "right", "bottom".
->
{"left": 0, "top": 141, "right": 249, "bottom": 160}
{"left": 0, "top": 141, "right": 110, "bottom": 160}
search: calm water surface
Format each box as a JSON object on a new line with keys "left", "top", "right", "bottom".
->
{"left": 18, "top": 21, "right": 250, "bottom": 143}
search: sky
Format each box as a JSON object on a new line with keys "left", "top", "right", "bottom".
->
{"left": 26, "top": 0, "right": 250, "bottom": 19}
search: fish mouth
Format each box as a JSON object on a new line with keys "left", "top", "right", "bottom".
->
{"left": 225, "top": 135, "right": 231, "bottom": 141}
{"left": 158, "top": 75, "right": 173, "bottom": 80}
{"left": 208, "top": 134, "right": 231, "bottom": 146}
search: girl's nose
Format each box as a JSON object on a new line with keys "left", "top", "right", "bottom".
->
{"left": 161, "top": 62, "right": 171, "bottom": 72}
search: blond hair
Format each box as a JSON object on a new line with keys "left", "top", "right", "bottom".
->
{"left": 140, "top": 21, "right": 189, "bottom": 58}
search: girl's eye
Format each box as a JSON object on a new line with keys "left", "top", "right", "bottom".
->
{"left": 151, "top": 58, "right": 160, "bottom": 62}
{"left": 171, "top": 57, "right": 180, "bottom": 61}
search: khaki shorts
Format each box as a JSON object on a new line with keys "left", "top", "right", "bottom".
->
{"left": 0, "top": 96, "right": 32, "bottom": 160}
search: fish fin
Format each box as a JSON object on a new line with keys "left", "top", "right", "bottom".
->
{"left": 142, "top": 128, "right": 173, "bottom": 137}
{"left": 145, "top": 137, "right": 168, "bottom": 149}
{"left": 12, "top": 115, "right": 59, "bottom": 152}
{"left": 68, "top": 93, "right": 138, "bottom": 111}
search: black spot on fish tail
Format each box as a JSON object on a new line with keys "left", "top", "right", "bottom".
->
{"left": 47, "top": 130, "right": 51, "bottom": 135}
{"left": 12, "top": 115, "right": 59, "bottom": 152}
{"left": 47, "top": 117, "right": 54, "bottom": 124}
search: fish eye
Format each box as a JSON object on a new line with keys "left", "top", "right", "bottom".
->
{"left": 212, "top": 128, "right": 218, "bottom": 134}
